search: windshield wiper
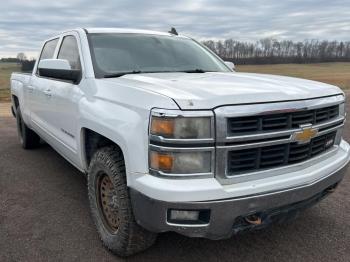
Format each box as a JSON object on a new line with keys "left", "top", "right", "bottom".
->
{"left": 182, "top": 69, "right": 208, "bottom": 73}
{"left": 103, "top": 69, "right": 210, "bottom": 78}
{"left": 104, "top": 70, "right": 142, "bottom": 78}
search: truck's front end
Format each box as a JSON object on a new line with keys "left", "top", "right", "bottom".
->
{"left": 131, "top": 94, "right": 349, "bottom": 239}
{"left": 84, "top": 29, "right": 350, "bottom": 254}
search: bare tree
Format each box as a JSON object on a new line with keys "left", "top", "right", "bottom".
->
{"left": 16, "top": 52, "right": 27, "bottom": 62}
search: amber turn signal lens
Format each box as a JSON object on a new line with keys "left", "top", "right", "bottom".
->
{"left": 150, "top": 151, "right": 174, "bottom": 172}
{"left": 150, "top": 117, "right": 174, "bottom": 137}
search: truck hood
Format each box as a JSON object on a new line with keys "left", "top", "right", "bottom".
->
{"left": 103, "top": 72, "right": 343, "bottom": 109}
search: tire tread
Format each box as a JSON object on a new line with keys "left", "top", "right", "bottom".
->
{"left": 16, "top": 106, "right": 40, "bottom": 149}
{"left": 88, "top": 146, "right": 157, "bottom": 257}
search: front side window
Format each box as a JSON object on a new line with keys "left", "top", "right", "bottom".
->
{"left": 58, "top": 35, "right": 81, "bottom": 70}
{"left": 88, "top": 33, "right": 230, "bottom": 78}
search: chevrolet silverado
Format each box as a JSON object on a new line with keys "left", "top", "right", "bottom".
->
{"left": 10, "top": 28, "right": 350, "bottom": 256}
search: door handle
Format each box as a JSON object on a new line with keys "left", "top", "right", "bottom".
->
{"left": 44, "top": 89, "right": 52, "bottom": 98}
{"left": 28, "top": 86, "right": 34, "bottom": 93}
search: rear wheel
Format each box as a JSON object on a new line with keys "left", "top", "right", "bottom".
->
{"left": 16, "top": 106, "right": 40, "bottom": 149}
{"left": 88, "top": 146, "right": 157, "bottom": 257}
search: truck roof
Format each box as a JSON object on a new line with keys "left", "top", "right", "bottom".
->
{"left": 84, "top": 28, "right": 178, "bottom": 37}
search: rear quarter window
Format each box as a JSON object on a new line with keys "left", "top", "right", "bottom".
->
{"left": 36, "top": 38, "right": 59, "bottom": 74}
{"left": 39, "top": 38, "right": 59, "bottom": 60}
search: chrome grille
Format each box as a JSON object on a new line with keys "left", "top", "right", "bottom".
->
{"left": 227, "top": 131, "right": 336, "bottom": 175}
{"left": 228, "top": 105, "right": 339, "bottom": 135}
{"left": 214, "top": 95, "right": 345, "bottom": 184}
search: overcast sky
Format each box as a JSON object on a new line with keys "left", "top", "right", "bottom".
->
{"left": 1, "top": 0, "right": 350, "bottom": 58}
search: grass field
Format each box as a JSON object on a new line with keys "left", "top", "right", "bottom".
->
{"left": 0, "top": 62, "right": 20, "bottom": 102}
{"left": 237, "top": 62, "right": 350, "bottom": 90}
{"left": 0, "top": 62, "right": 349, "bottom": 102}
{"left": 0, "top": 62, "right": 20, "bottom": 89}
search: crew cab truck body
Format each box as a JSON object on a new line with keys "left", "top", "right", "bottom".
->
{"left": 11, "top": 28, "right": 350, "bottom": 256}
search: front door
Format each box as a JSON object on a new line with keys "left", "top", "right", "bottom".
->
{"left": 43, "top": 34, "right": 83, "bottom": 165}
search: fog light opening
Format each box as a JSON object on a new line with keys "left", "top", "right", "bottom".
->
{"left": 167, "top": 209, "right": 210, "bottom": 225}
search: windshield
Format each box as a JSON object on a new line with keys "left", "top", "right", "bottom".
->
{"left": 88, "top": 33, "right": 230, "bottom": 77}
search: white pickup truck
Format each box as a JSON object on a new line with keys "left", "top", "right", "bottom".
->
{"left": 11, "top": 28, "right": 350, "bottom": 256}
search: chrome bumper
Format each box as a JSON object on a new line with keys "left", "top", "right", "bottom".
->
{"left": 130, "top": 161, "right": 349, "bottom": 239}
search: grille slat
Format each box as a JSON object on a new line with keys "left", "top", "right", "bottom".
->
{"left": 230, "top": 163, "right": 256, "bottom": 169}
{"left": 289, "top": 147, "right": 309, "bottom": 154}
{"left": 261, "top": 152, "right": 285, "bottom": 159}
{"left": 262, "top": 122, "right": 288, "bottom": 128}
{"left": 288, "top": 154, "right": 309, "bottom": 162}
{"left": 227, "top": 132, "right": 336, "bottom": 175}
{"left": 231, "top": 126, "right": 258, "bottom": 132}
{"left": 311, "top": 147, "right": 324, "bottom": 155}
{"left": 260, "top": 159, "right": 285, "bottom": 166}
{"left": 228, "top": 105, "right": 339, "bottom": 135}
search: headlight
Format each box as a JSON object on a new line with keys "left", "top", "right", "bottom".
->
{"left": 151, "top": 116, "right": 212, "bottom": 139}
{"left": 149, "top": 149, "right": 212, "bottom": 175}
{"left": 149, "top": 109, "right": 214, "bottom": 177}
{"left": 150, "top": 110, "right": 213, "bottom": 141}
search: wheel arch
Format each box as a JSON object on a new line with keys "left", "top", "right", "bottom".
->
{"left": 80, "top": 127, "right": 126, "bottom": 173}
{"left": 12, "top": 95, "right": 19, "bottom": 117}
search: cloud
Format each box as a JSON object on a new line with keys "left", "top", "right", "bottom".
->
{"left": 1, "top": 0, "right": 349, "bottom": 57}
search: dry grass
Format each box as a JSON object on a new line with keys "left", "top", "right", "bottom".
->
{"left": 237, "top": 62, "right": 350, "bottom": 90}
{"left": 0, "top": 62, "right": 20, "bottom": 102}
{"left": 0, "top": 62, "right": 20, "bottom": 90}
{"left": 0, "top": 89, "right": 11, "bottom": 102}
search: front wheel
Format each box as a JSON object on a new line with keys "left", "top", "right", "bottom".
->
{"left": 87, "top": 146, "right": 157, "bottom": 257}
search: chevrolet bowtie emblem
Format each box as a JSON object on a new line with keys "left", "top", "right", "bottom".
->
{"left": 293, "top": 124, "right": 318, "bottom": 143}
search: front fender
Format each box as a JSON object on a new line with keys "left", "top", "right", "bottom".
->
{"left": 77, "top": 78, "right": 179, "bottom": 184}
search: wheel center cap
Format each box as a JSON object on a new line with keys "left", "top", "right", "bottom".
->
{"left": 109, "top": 195, "right": 119, "bottom": 211}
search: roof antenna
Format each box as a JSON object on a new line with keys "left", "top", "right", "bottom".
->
{"left": 168, "top": 27, "right": 178, "bottom": 35}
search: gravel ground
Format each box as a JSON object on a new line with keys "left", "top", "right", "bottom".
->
{"left": 1, "top": 99, "right": 350, "bottom": 262}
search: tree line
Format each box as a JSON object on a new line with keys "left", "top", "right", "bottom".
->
{"left": 0, "top": 53, "right": 36, "bottom": 72}
{"left": 2, "top": 39, "right": 350, "bottom": 68}
{"left": 202, "top": 39, "right": 350, "bottom": 64}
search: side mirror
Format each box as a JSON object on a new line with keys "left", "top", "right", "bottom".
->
{"left": 224, "top": 61, "right": 235, "bottom": 71}
{"left": 38, "top": 59, "right": 81, "bottom": 84}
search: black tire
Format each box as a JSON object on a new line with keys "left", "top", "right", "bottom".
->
{"left": 16, "top": 106, "right": 40, "bottom": 149}
{"left": 88, "top": 146, "right": 157, "bottom": 257}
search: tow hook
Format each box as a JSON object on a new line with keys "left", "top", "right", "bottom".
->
{"left": 326, "top": 183, "right": 338, "bottom": 193}
{"left": 326, "top": 188, "right": 336, "bottom": 193}
{"left": 244, "top": 214, "right": 263, "bottom": 225}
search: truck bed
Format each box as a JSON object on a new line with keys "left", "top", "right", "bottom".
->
{"left": 11, "top": 72, "right": 32, "bottom": 90}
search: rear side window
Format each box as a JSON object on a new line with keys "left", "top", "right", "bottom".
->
{"left": 58, "top": 35, "right": 81, "bottom": 70}
{"left": 36, "top": 38, "right": 59, "bottom": 74}
{"left": 39, "top": 38, "right": 59, "bottom": 61}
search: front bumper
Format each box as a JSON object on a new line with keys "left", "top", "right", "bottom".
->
{"left": 130, "top": 161, "right": 349, "bottom": 239}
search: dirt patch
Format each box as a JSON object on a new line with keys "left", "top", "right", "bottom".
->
{"left": 0, "top": 102, "right": 12, "bottom": 118}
